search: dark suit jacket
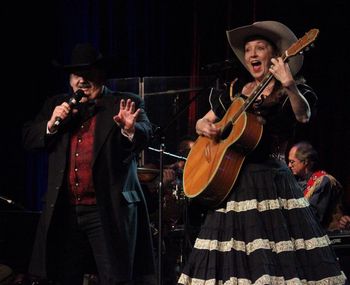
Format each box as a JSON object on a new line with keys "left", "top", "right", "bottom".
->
{"left": 22, "top": 87, "right": 155, "bottom": 281}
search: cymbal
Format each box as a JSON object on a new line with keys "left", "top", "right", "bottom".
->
{"left": 137, "top": 167, "right": 160, "bottom": 174}
{"left": 137, "top": 167, "right": 159, "bottom": 183}
{"left": 144, "top": 87, "right": 203, "bottom": 96}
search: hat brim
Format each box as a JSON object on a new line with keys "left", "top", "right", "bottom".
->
{"left": 52, "top": 57, "right": 117, "bottom": 75}
{"left": 226, "top": 21, "right": 303, "bottom": 75}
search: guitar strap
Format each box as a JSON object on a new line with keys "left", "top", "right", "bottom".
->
{"left": 229, "top": 78, "right": 238, "bottom": 101}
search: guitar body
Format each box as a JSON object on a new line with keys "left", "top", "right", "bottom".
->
{"left": 183, "top": 97, "right": 263, "bottom": 207}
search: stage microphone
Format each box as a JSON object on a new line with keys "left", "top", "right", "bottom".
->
{"left": 0, "top": 195, "right": 15, "bottom": 205}
{"left": 53, "top": 89, "right": 85, "bottom": 128}
{"left": 0, "top": 195, "right": 25, "bottom": 210}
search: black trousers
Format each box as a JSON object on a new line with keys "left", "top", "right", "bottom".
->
{"left": 54, "top": 204, "right": 120, "bottom": 285}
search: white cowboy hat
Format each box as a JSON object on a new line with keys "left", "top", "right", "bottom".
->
{"left": 226, "top": 20, "right": 303, "bottom": 75}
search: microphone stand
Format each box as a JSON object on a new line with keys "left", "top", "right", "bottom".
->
{"left": 148, "top": 147, "right": 187, "bottom": 162}
{"left": 0, "top": 195, "right": 25, "bottom": 210}
{"left": 149, "top": 86, "right": 207, "bottom": 285}
{"left": 155, "top": 127, "right": 165, "bottom": 285}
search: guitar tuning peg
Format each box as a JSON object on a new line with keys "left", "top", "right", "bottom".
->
{"left": 299, "top": 51, "right": 304, "bottom": 55}
{"left": 310, "top": 43, "right": 315, "bottom": 48}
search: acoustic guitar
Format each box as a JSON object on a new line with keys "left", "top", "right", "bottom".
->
{"left": 183, "top": 28, "right": 319, "bottom": 208}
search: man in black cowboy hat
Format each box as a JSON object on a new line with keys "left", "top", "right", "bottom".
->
{"left": 23, "top": 43, "right": 155, "bottom": 285}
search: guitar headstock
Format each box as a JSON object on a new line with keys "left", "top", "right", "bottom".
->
{"left": 286, "top": 28, "right": 319, "bottom": 58}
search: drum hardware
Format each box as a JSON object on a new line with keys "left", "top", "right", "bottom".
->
{"left": 142, "top": 163, "right": 203, "bottom": 284}
{"left": 139, "top": 154, "right": 207, "bottom": 285}
{"left": 145, "top": 86, "right": 209, "bottom": 285}
{"left": 146, "top": 145, "right": 190, "bottom": 285}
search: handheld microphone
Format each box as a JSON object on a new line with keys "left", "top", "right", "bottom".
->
{"left": 53, "top": 89, "right": 85, "bottom": 128}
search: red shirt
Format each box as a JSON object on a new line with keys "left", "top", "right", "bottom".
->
{"left": 68, "top": 116, "right": 97, "bottom": 205}
{"left": 304, "top": 170, "right": 327, "bottom": 198}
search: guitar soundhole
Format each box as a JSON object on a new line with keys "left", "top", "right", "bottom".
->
{"left": 220, "top": 124, "right": 233, "bottom": 140}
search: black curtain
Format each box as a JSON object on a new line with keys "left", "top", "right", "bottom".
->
{"left": 1, "top": 0, "right": 349, "bottom": 210}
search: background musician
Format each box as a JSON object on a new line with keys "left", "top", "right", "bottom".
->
{"left": 288, "top": 141, "right": 345, "bottom": 231}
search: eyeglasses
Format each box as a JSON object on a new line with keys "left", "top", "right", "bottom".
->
{"left": 288, "top": 159, "right": 304, "bottom": 166}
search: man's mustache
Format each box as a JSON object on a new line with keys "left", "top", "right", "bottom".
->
{"left": 79, "top": 82, "right": 92, "bottom": 88}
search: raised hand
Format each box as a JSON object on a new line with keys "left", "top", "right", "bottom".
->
{"left": 113, "top": 99, "right": 140, "bottom": 135}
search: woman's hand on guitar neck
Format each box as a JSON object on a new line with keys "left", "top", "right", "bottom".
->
{"left": 196, "top": 112, "right": 220, "bottom": 139}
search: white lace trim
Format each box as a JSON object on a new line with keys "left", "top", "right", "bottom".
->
{"left": 194, "top": 235, "right": 331, "bottom": 254}
{"left": 215, "top": 197, "right": 309, "bottom": 213}
{"left": 178, "top": 272, "right": 347, "bottom": 285}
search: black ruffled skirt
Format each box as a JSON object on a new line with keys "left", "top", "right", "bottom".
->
{"left": 178, "top": 159, "right": 347, "bottom": 284}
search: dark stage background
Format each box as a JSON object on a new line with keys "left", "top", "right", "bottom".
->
{"left": 0, "top": 0, "right": 350, "bottom": 272}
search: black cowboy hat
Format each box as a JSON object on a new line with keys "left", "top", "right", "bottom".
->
{"left": 53, "top": 43, "right": 113, "bottom": 74}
